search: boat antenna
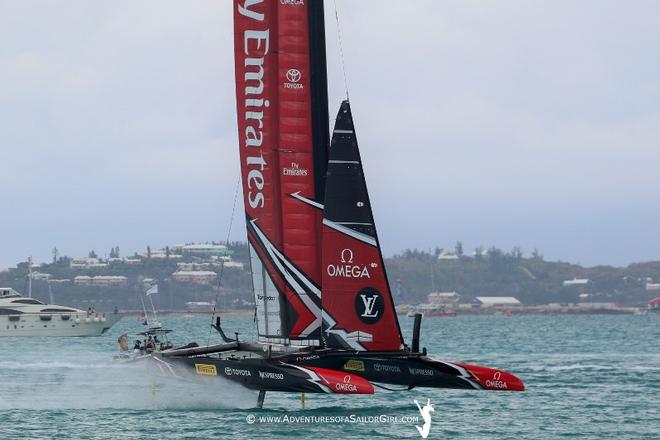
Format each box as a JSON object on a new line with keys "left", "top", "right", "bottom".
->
{"left": 47, "top": 279, "right": 54, "bottom": 305}
{"left": 138, "top": 290, "right": 150, "bottom": 327}
{"left": 206, "top": 175, "right": 242, "bottom": 346}
{"left": 333, "top": 0, "right": 350, "bottom": 100}
{"left": 27, "top": 256, "right": 33, "bottom": 299}
{"left": 146, "top": 286, "right": 160, "bottom": 327}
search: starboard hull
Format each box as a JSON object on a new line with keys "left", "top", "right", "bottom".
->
{"left": 150, "top": 349, "right": 524, "bottom": 395}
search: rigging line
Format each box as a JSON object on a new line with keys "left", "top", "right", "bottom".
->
{"left": 206, "top": 174, "right": 242, "bottom": 347}
{"left": 333, "top": 0, "right": 350, "bottom": 100}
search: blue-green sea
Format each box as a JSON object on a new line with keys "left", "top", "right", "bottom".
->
{"left": 1, "top": 314, "right": 658, "bottom": 439}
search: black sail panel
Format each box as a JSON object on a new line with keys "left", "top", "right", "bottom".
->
{"left": 321, "top": 100, "right": 404, "bottom": 352}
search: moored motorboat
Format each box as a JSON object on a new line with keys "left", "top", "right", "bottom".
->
{"left": 0, "top": 287, "right": 121, "bottom": 336}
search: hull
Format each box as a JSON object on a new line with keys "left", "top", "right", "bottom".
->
{"left": 152, "top": 348, "right": 524, "bottom": 394}
{"left": 0, "top": 313, "right": 122, "bottom": 337}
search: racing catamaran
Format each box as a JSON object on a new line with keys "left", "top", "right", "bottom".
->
{"left": 153, "top": 0, "right": 524, "bottom": 406}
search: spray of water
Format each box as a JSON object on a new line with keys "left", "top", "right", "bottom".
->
{"left": 0, "top": 357, "right": 257, "bottom": 410}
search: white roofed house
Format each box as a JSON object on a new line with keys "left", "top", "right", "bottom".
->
{"left": 70, "top": 258, "right": 108, "bottom": 269}
{"left": 475, "top": 297, "right": 521, "bottom": 308}
{"left": 437, "top": 251, "right": 459, "bottom": 261}
{"left": 73, "top": 276, "right": 93, "bottom": 286}
{"left": 428, "top": 291, "right": 460, "bottom": 304}
{"left": 563, "top": 278, "right": 590, "bottom": 287}
{"left": 74, "top": 276, "right": 128, "bottom": 287}
{"left": 172, "top": 270, "right": 218, "bottom": 285}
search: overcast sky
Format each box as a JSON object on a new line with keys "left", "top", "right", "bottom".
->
{"left": 1, "top": 0, "right": 659, "bottom": 269}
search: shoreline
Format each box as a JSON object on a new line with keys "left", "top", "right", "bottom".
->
{"left": 119, "top": 308, "right": 654, "bottom": 317}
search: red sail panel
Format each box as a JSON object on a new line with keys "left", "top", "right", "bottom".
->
{"left": 235, "top": 0, "right": 286, "bottom": 341}
{"left": 234, "top": 0, "right": 281, "bottom": 250}
{"left": 276, "top": 1, "right": 323, "bottom": 339}
{"left": 322, "top": 226, "right": 402, "bottom": 351}
{"left": 278, "top": 1, "right": 319, "bottom": 284}
{"left": 235, "top": 0, "right": 323, "bottom": 344}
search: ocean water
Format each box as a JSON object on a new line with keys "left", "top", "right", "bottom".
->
{"left": 0, "top": 314, "right": 658, "bottom": 439}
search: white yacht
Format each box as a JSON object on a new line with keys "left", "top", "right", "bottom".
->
{"left": 0, "top": 287, "right": 122, "bottom": 336}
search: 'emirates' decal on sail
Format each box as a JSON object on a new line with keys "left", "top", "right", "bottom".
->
{"left": 282, "top": 162, "right": 308, "bottom": 176}
{"left": 239, "top": 1, "right": 270, "bottom": 209}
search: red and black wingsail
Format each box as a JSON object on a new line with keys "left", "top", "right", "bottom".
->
{"left": 321, "top": 101, "right": 404, "bottom": 351}
{"left": 235, "top": 1, "right": 402, "bottom": 351}
{"left": 234, "top": 0, "right": 329, "bottom": 346}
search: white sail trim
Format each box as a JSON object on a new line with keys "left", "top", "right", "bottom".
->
{"left": 322, "top": 218, "right": 377, "bottom": 247}
{"left": 322, "top": 311, "right": 368, "bottom": 351}
{"left": 328, "top": 160, "right": 360, "bottom": 164}
{"left": 250, "top": 220, "right": 322, "bottom": 338}
{"left": 290, "top": 191, "right": 324, "bottom": 210}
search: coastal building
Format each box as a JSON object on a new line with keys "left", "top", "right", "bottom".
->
{"left": 437, "top": 251, "right": 459, "bottom": 261}
{"left": 31, "top": 272, "right": 51, "bottom": 281}
{"left": 138, "top": 249, "right": 182, "bottom": 259}
{"left": 563, "top": 278, "right": 590, "bottom": 287}
{"left": 475, "top": 297, "right": 521, "bottom": 308}
{"left": 185, "top": 301, "right": 216, "bottom": 312}
{"left": 176, "top": 262, "right": 215, "bottom": 271}
{"left": 172, "top": 243, "right": 233, "bottom": 258}
{"left": 74, "top": 275, "right": 128, "bottom": 287}
{"left": 223, "top": 261, "right": 244, "bottom": 269}
{"left": 645, "top": 283, "right": 660, "bottom": 291}
{"left": 428, "top": 291, "right": 459, "bottom": 304}
{"left": 70, "top": 258, "right": 108, "bottom": 269}
{"left": 91, "top": 276, "right": 128, "bottom": 287}
{"left": 172, "top": 270, "right": 218, "bottom": 285}
{"left": 73, "top": 276, "right": 92, "bottom": 285}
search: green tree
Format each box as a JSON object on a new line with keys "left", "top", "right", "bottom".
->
{"left": 455, "top": 241, "right": 464, "bottom": 258}
{"left": 474, "top": 246, "right": 485, "bottom": 261}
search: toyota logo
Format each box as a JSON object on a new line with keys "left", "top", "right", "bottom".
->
{"left": 286, "top": 68, "right": 301, "bottom": 83}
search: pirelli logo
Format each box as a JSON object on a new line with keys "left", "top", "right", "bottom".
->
{"left": 195, "top": 364, "right": 218, "bottom": 376}
{"left": 343, "top": 359, "right": 365, "bottom": 372}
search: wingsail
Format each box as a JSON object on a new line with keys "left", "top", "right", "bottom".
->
{"left": 321, "top": 101, "right": 404, "bottom": 351}
{"left": 234, "top": 0, "right": 329, "bottom": 345}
